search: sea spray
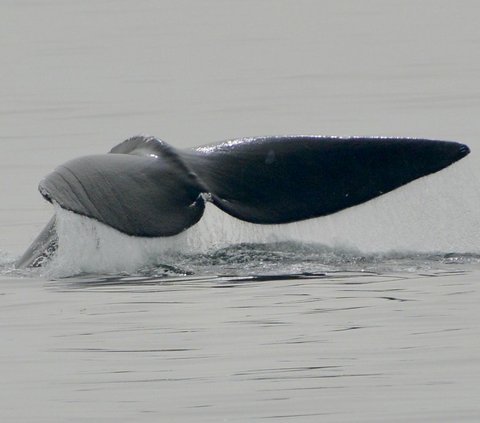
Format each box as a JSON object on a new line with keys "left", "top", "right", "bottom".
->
{"left": 32, "top": 158, "right": 480, "bottom": 277}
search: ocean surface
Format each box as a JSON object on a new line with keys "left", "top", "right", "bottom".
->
{"left": 1, "top": 0, "right": 480, "bottom": 421}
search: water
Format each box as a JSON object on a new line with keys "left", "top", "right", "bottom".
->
{"left": 2, "top": 269, "right": 480, "bottom": 422}
{"left": 2, "top": 0, "right": 480, "bottom": 421}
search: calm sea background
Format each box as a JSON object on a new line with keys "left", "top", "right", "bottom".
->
{"left": 1, "top": 1, "right": 480, "bottom": 421}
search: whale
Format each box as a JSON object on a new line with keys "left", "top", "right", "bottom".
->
{"left": 15, "top": 135, "right": 470, "bottom": 268}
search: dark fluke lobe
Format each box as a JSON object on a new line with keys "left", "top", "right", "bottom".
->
{"left": 16, "top": 135, "right": 470, "bottom": 268}
{"left": 186, "top": 136, "right": 470, "bottom": 224}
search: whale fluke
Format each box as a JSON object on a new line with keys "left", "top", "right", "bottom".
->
{"left": 186, "top": 136, "right": 470, "bottom": 224}
{"left": 16, "top": 135, "right": 470, "bottom": 268}
{"left": 39, "top": 149, "right": 206, "bottom": 238}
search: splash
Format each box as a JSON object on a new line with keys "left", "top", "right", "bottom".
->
{"left": 0, "top": 250, "right": 15, "bottom": 268}
{"left": 4, "top": 157, "right": 479, "bottom": 279}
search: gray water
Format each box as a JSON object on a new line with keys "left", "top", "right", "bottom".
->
{"left": 1, "top": 0, "right": 480, "bottom": 421}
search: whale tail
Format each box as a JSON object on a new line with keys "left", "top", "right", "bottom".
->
{"left": 185, "top": 136, "right": 470, "bottom": 224}
{"left": 15, "top": 216, "right": 58, "bottom": 268}
{"left": 16, "top": 135, "right": 470, "bottom": 268}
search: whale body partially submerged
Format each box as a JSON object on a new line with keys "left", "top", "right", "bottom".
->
{"left": 16, "top": 135, "right": 470, "bottom": 268}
